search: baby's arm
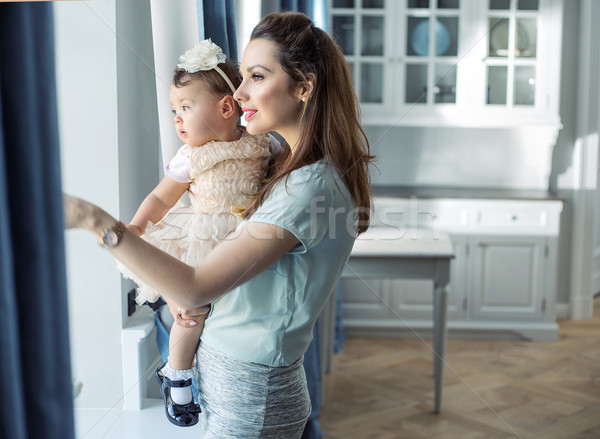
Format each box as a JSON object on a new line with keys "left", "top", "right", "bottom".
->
{"left": 128, "top": 176, "right": 189, "bottom": 235}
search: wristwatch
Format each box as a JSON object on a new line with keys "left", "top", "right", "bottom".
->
{"left": 99, "top": 220, "right": 127, "bottom": 248}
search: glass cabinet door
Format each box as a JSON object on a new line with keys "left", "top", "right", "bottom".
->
{"left": 330, "top": 0, "right": 387, "bottom": 106}
{"left": 486, "top": 0, "right": 539, "bottom": 107}
{"left": 404, "top": 0, "right": 460, "bottom": 105}
{"left": 328, "top": 0, "right": 560, "bottom": 127}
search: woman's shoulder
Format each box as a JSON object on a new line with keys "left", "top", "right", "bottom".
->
{"left": 288, "top": 160, "right": 337, "bottom": 183}
{"left": 270, "top": 161, "right": 346, "bottom": 201}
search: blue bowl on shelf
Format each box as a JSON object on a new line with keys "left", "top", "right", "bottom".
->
{"left": 410, "top": 20, "right": 451, "bottom": 56}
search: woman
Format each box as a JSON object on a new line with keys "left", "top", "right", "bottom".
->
{"left": 65, "top": 11, "right": 373, "bottom": 438}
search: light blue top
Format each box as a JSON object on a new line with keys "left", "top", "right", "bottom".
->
{"left": 201, "top": 161, "right": 357, "bottom": 366}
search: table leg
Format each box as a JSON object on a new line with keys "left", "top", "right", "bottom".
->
{"left": 433, "top": 282, "right": 449, "bottom": 414}
{"left": 319, "top": 291, "right": 337, "bottom": 407}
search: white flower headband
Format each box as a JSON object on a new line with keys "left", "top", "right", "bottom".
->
{"left": 177, "top": 39, "right": 236, "bottom": 94}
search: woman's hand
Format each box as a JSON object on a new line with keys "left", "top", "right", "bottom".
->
{"left": 63, "top": 193, "right": 123, "bottom": 245}
{"left": 176, "top": 305, "right": 211, "bottom": 328}
{"left": 63, "top": 193, "right": 97, "bottom": 231}
{"left": 163, "top": 295, "right": 209, "bottom": 328}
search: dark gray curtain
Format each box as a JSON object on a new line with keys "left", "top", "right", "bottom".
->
{"left": 200, "top": 0, "right": 238, "bottom": 62}
{"left": 280, "top": 0, "right": 313, "bottom": 14}
{"left": 0, "top": 3, "right": 75, "bottom": 439}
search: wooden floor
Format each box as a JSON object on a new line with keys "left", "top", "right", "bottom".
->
{"left": 320, "top": 296, "right": 600, "bottom": 439}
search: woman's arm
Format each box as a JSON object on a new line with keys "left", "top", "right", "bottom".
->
{"left": 128, "top": 176, "right": 189, "bottom": 235}
{"left": 64, "top": 194, "right": 299, "bottom": 309}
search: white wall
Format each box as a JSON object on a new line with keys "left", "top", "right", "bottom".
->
{"left": 56, "top": 0, "right": 160, "bottom": 408}
{"left": 367, "top": 126, "right": 555, "bottom": 189}
{"left": 560, "top": 0, "right": 600, "bottom": 317}
{"left": 550, "top": 1, "right": 580, "bottom": 307}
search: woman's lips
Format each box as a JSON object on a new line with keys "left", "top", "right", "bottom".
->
{"left": 242, "top": 108, "right": 257, "bottom": 122}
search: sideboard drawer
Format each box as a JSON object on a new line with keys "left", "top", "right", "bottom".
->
{"left": 478, "top": 209, "right": 547, "bottom": 228}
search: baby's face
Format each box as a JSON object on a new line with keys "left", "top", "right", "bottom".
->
{"left": 169, "top": 80, "right": 222, "bottom": 146}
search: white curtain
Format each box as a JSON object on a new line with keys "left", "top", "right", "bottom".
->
{"left": 149, "top": 0, "right": 199, "bottom": 175}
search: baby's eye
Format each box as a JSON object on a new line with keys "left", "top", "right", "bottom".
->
{"left": 171, "top": 109, "right": 177, "bottom": 115}
{"left": 182, "top": 106, "right": 190, "bottom": 111}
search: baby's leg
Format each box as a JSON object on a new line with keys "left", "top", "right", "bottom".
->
{"left": 161, "top": 313, "right": 207, "bottom": 405}
{"left": 168, "top": 319, "right": 204, "bottom": 370}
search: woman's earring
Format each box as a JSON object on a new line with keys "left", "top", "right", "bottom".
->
{"left": 302, "top": 97, "right": 306, "bottom": 102}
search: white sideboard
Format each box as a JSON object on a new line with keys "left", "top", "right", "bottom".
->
{"left": 341, "top": 194, "right": 564, "bottom": 341}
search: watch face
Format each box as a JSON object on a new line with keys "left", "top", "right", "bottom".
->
{"left": 103, "top": 231, "right": 118, "bottom": 248}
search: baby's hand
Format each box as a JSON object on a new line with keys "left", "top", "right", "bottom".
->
{"left": 127, "top": 224, "right": 144, "bottom": 236}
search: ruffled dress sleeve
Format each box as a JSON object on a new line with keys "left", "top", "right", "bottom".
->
{"left": 165, "top": 145, "right": 192, "bottom": 183}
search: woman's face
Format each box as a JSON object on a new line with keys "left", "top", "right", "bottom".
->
{"left": 234, "top": 38, "right": 303, "bottom": 145}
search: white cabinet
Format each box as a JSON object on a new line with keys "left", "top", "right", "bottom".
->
{"left": 328, "top": 0, "right": 563, "bottom": 129}
{"left": 340, "top": 196, "right": 563, "bottom": 340}
{"left": 341, "top": 278, "right": 394, "bottom": 319}
{"left": 469, "top": 235, "right": 546, "bottom": 320}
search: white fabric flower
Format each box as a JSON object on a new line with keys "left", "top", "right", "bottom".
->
{"left": 177, "top": 39, "right": 227, "bottom": 73}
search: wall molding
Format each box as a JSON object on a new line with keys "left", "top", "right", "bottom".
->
{"left": 568, "top": 0, "right": 598, "bottom": 319}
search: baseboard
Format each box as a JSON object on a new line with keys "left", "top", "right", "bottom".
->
{"left": 555, "top": 302, "right": 570, "bottom": 320}
{"left": 343, "top": 319, "right": 560, "bottom": 341}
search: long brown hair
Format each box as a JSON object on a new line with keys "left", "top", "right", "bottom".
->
{"left": 242, "top": 11, "right": 374, "bottom": 234}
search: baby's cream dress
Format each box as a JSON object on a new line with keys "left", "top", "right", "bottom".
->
{"left": 119, "top": 129, "right": 272, "bottom": 305}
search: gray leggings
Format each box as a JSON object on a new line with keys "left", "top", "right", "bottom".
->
{"left": 195, "top": 342, "right": 311, "bottom": 438}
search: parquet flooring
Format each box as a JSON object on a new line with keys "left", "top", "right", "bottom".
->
{"left": 320, "top": 296, "right": 600, "bottom": 439}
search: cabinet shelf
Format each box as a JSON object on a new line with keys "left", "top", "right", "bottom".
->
{"left": 328, "top": 0, "right": 564, "bottom": 129}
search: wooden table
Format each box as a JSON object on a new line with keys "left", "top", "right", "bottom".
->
{"left": 325, "top": 227, "right": 455, "bottom": 413}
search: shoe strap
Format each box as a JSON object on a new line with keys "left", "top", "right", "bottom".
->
{"left": 163, "top": 376, "right": 193, "bottom": 388}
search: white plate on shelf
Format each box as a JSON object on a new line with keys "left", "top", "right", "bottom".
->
{"left": 490, "top": 20, "right": 530, "bottom": 56}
